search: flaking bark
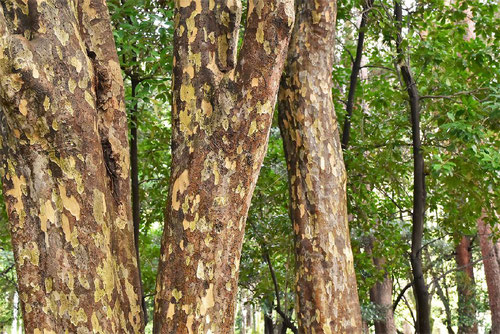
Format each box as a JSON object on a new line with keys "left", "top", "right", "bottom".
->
{"left": 153, "top": 0, "right": 294, "bottom": 332}
{"left": 0, "top": 0, "right": 144, "bottom": 332}
{"left": 278, "top": 0, "right": 362, "bottom": 332}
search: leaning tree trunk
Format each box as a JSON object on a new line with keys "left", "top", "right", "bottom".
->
{"left": 477, "top": 215, "right": 500, "bottom": 333}
{"left": 455, "top": 236, "right": 478, "bottom": 334}
{"left": 278, "top": 0, "right": 362, "bottom": 332}
{"left": 153, "top": 0, "right": 294, "bottom": 333}
{"left": 0, "top": 0, "right": 144, "bottom": 333}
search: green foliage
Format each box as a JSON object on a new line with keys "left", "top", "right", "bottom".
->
{"left": 108, "top": 0, "right": 174, "bottom": 322}
{"left": 239, "top": 126, "right": 295, "bottom": 321}
{"left": 0, "top": 189, "right": 18, "bottom": 331}
{"left": 334, "top": 0, "right": 499, "bottom": 328}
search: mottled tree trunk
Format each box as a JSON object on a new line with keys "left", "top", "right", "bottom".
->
{"left": 455, "top": 236, "right": 478, "bottom": 334}
{"left": 153, "top": 0, "right": 294, "bottom": 333}
{"left": 278, "top": 0, "right": 362, "bottom": 332}
{"left": 477, "top": 216, "right": 500, "bottom": 333}
{"left": 0, "top": 0, "right": 144, "bottom": 332}
{"left": 369, "top": 257, "right": 397, "bottom": 334}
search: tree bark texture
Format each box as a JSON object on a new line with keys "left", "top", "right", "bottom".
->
{"left": 0, "top": 0, "right": 144, "bottom": 333}
{"left": 278, "top": 0, "right": 362, "bottom": 332}
{"left": 477, "top": 216, "right": 500, "bottom": 333}
{"left": 369, "top": 257, "right": 397, "bottom": 334}
{"left": 395, "top": 1, "right": 431, "bottom": 332}
{"left": 153, "top": 0, "right": 294, "bottom": 333}
{"left": 455, "top": 236, "right": 478, "bottom": 334}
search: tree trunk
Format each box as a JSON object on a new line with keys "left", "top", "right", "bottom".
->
{"left": 455, "top": 236, "right": 478, "bottom": 334}
{"left": 153, "top": 1, "right": 294, "bottom": 333}
{"left": 477, "top": 215, "right": 500, "bottom": 333}
{"left": 264, "top": 313, "right": 274, "bottom": 334}
{"left": 245, "top": 299, "right": 253, "bottom": 332}
{"left": 369, "top": 257, "right": 397, "bottom": 334}
{"left": 394, "top": 1, "right": 431, "bottom": 332}
{"left": 278, "top": 0, "right": 362, "bottom": 332}
{"left": 341, "top": 0, "right": 374, "bottom": 151}
{"left": 0, "top": 0, "right": 144, "bottom": 332}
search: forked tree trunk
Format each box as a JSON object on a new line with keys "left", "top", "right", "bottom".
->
{"left": 278, "top": 0, "right": 362, "bottom": 332}
{"left": 477, "top": 215, "right": 500, "bottom": 333}
{"left": 455, "top": 236, "right": 478, "bottom": 334}
{"left": 0, "top": 0, "right": 144, "bottom": 332}
{"left": 153, "top": 0, "right": 294, "bottom": 332}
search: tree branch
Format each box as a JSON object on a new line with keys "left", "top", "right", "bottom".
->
{"left": 393, "top": 281, "right": 413, "bottom": 312}
{"left": 263, "top": 251, "right": 298, "bottom": 334}
{"left": 420, "top": 87, "right": 488, "bottom": 100}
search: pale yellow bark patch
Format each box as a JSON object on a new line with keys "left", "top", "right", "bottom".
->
{"left": 172, "top": 170, "right": 189, "bottom": 211}
{"left": 59, "top": 184, "right": 81, "bottom": 220}
{"left": 40, "top": 199, "right": 56, "bottom": 245}
{"left": 19, "top": 99, "right": 28, "bottom": 116}
{"left": 199, "top": 284, "right": 215, "bottom": 316}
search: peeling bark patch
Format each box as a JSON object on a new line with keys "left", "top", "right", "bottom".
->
{"left": 101, "top": 138, "right": 119, "bottom": 199}
{"left": 172, "top": 169, "right": 189, "bottom": 211}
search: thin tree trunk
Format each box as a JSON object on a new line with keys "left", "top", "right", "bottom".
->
{"left": 130, "top": 77, "right": 148, "bottom": 323}
{"left": 341, "top": 0, "right": 374, "bottom": 151}
{"left": 394, "top": 1, "right": 431, "bottom": 332}
{"left": 430, "top": 260, "right": 454, "bottom": 334}
{"left": 265, "top": 313, "right": 274, "bottom": 334}
{"left": 153, "top": 1, "right": 294, "bottom": 332}
{"left": 477, "top": 215, "right": 500, "bottom": 333}
{"left": 245, "top": 297, "right": 253, "bottom": 333}
{"left": 0, "top": 0, "right": 144, "bottom": 332}
{"left": 455, "top": 236, "right": 478, "bottom": 334}
{"left": 366, "top": 237, "right": 396, "bottom": 334}
{"left": 263, "top": 251, "right": 297, "bottom": 333}
{"left": 278, "top": 0, "right": 362, "bottom": 332}
{"left": 131, "top": 79, "right": 141, "bottom": 271}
